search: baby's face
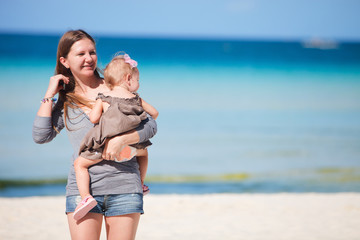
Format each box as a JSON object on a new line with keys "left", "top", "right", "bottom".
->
{"left": 129, "top": 72, "right": 140, "bottom": 92}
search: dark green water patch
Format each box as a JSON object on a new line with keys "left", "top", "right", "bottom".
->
{"left": 0, "top": 178, "right": 67, "bottom": 189}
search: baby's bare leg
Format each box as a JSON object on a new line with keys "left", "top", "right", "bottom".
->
{"left": 136, "top": 149, "right": 148, "bottom": 157}
{"left": 74, "top": 156, "right": 102, "bottom": 199}
{"left": 136, "top": 149, "right": 148, "bottom": 185}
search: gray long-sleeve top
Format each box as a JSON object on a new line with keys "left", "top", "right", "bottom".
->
{"left": 32, "top": 104, "right": 157, "bottom": 196}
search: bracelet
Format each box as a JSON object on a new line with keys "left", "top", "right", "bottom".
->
{"left": 40, "top": 97, "right": 57, "bottom": 103}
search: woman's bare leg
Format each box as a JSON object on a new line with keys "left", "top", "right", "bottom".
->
{"left": 105, "top": 213, "right": 141, "bottom": 240}
{"left": 67, "top": 212, "right": 103, "bottom": 240}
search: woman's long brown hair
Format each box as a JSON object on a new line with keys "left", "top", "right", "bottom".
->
{"left": 53, "top": 29, "right": 101, "bottom": 129}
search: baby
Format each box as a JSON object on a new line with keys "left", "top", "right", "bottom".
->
{"left": 73, "top": 53, "right": 158, "bottom": 221}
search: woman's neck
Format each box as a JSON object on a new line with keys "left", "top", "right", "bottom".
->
{"left": 74, "top": 75, "right": 103, "bottom": 97}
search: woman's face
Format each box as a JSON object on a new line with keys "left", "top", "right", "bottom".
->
{"left": 61, "top": 38, "right": 97, "bottom": 79}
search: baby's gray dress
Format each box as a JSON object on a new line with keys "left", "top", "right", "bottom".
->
{"left": 79, "top": 93, "right": 151, "bottom": 160}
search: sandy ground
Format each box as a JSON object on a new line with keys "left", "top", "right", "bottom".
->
{"left": 0, "top": 193, "right": 359, "bottom": 240}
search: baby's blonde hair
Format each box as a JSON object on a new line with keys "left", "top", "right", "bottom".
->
{"left": 104, "top": 53, "right": 138, "bottom": 90}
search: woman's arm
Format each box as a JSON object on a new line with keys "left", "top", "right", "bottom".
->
{"left": 141, "top": 99, "right": 159, "bottom": 120}
{"left": 33, "top": 74, "right": 69, "bottom": 144}
{"left": 89, "top": 99, "right": 103, "bottom": 124}
{"left": 32, "top": 103, "right": 65, "bottom": 144}
{"left": 102, "top": 115, "right": 157, "bottom": 160}
{"left": 136, "top": 115, "right": 157, "bottom": 143}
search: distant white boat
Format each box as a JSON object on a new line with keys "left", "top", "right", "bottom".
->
{"left": 302, "top": 38, "right": 339, "bottom": 50}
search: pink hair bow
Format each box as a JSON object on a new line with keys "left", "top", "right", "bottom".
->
{"left": 124, "top": 54, "right": 138, "bottom": 68}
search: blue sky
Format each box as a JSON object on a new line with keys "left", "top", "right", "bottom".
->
{"left": 0, "top": 0, "right": 359, "bottom": 40}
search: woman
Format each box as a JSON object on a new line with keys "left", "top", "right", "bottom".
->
{"left": 32, "top": 30, "right": 157, "bottom": 240}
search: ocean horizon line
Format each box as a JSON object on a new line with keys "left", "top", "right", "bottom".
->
{"left": 1, "top": 30, "right": 360, "bottom": 44}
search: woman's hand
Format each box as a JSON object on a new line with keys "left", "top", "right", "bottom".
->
{"left": 102, "top": 130, "right": 140, "bottom": 161}
{"left": 45, "top": 74, "right": 70, "bottom": 98}
{"left": 37, "top": 74, "right": 70, "bottom": 117}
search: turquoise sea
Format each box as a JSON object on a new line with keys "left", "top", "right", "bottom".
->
{"left": 0, "top": 33, "right": 360, "bottom": 196}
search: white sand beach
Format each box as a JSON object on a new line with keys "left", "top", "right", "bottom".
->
{"left": 1, "top": 193, "right": 360, "bottom": 240}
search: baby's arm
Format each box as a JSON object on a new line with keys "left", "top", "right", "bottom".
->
{"left": 141, "top": 99, "right": 159, "bottom": 120}
{"left": 89, "top": 99, "right": 104, "bottom": 124}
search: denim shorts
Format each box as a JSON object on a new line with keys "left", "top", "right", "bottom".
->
{"left": 66, "top": 193, "right": 144, "bottom": 217}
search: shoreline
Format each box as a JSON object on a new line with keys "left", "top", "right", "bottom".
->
{"left": 1, "top": 193, "right": 360, "bottom": 240}
{"left": 2, "top": 167, "right": 360, "bottom": 197}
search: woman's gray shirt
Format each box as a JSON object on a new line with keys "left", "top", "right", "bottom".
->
{"left": 32, "top": 104, "right": 157, "bottom": 196}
